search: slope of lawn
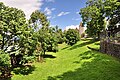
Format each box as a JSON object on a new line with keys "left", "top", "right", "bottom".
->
{"left": 11, "top": 39, "right": 120, "bottom": 80}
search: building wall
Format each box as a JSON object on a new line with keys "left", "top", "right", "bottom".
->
{"left": 79, "top": 23, "right": 85, "bottom": 35}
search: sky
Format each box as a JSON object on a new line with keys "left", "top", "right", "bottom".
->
{"left": 0, "top": 0, "right": 87, "bottom": 30}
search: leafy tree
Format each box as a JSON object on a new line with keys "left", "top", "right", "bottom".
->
{"left": 29, "top": 10, "right": 58, "bottom": 59}
{"left": 41, "top": 27, "right": 58, "bottom": 52}
{"left": 29, "top": 10, "right": 49, "bottom": 30}
{"left": 55, "top": 26, "right": 64, "bottom": 44}
{"left": 80, "top": 0, "right": 105, "bottom": 39}
{"left": 105, "top": 0, "right": 120, "bottom": 36}
{"left": 0, "top": 50, "right": 11, "bottom": 78}
{"left": 51, "top": 26, "right": 64, "bottom": 44}
{"left": 65, "top": 29, "right": 80, "bottom": 46}
{"left": 0, "top": 2, "right": 35, "bottom": 67}
{"left": 0, "top": 51, "right": 10, "bottom": 67}
{"left": 80, "top": 0, "right": 120, "bottom": 39}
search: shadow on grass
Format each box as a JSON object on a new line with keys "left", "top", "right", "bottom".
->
{"left": 87, "top": 46, "right": 99, "bottom": 51}
{"left": 73, "top": 51, "right": 94, "bottom": 64}
{"left": 94, "top": 42, "right": 100, "bottom": 45}
{"left": 47, "top": 50, "right": 120, "bottom": 80}
{"left": 0, "top": 78, "right": 11, "bottom": 80}
{"left": 79, "top": 51, "right": 95, "bottom": 59}
{"left": 61, "top": 46, "right": 69, "bottom": 50}
{"left": 13, "top": 65, "right": 35, "bottom": 75}
{"left": 81, "top": 38, "right": 94, "bottom": 41}
{"left": 0, "top": 76, "right": 11, "bottom": 80}
{"left": 69, "top": 39, "right": 96, "bottom": 50}
{"left": 43, "top": 54, "right": 56, "bottom": 59}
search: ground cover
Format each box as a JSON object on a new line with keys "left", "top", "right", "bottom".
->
{"left": 11, "top": 39, "right": 120, "bottom": 80}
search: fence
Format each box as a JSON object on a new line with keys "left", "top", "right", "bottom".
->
{"left": 100, "top": 40, "right": 120, "bottom": 58}
{"left": 100, "top": 30, "right": 120, "bottom": 58}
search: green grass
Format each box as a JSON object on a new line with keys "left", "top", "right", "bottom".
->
{"left": 11, "top": 39, "right": 120, "bottom": 80}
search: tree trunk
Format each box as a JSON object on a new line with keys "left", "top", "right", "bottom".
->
{"left": 38, "top": 55, "right": 41, "bottom": 62}
{"left": 10, "top": 54, "right": 17, "bottom": 68}
{"left": 97, "top": 32, "right": 100, "bottom": 40}
{"left": 43, "top": 50, "right": 45, "bottom": 56}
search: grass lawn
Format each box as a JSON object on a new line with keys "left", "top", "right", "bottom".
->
{"left": 11, "top": 39, "right": 120, "bottom": 80}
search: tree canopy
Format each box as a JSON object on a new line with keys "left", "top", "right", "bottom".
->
{"left": 80, "top": 0, "right": 120, "bottom": 38}
{"left": 65, "top": 29, "right": 80, "bottom": 46}
{"left": 29, "top": 10, "right": 58, "bottom": 56}
{"left": 0, "top": 2, "right": 37, "bottom": 67}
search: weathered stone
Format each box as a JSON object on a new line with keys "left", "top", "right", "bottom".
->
{"left": 100, "top": 41, "right": 120, "bottom": 58}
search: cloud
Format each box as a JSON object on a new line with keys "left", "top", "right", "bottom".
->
{"left": 76, "top": 11, "right": 80, "bottom": 14}
{"left": 45, "top": 0, "right": 55, "bottom": 3}
{"left": 65, "top": 25, "right": 79, "bottom": 30}
{"left": 44, "top": 7, "right": 52, "bottom": 15}
{"left": 51, "top": 8, "right": 56, "bottom": 11}
{"left": 47, "top": 16, "right": 51, "bottom": 19}
{"left": 0, "top": 0, "right": 43, "bottom": 19}
{"left": 44, "top": 7, "right": 56, "bottom": 19}
{"left": 57, "top": 12, "right": 70, "bottom": 17}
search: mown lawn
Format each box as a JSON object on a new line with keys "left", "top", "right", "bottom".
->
{"left": 11, "top": 39, "right": 120, "bottom": 80}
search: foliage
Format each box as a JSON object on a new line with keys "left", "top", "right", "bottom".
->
{"left": 0, "top": 50, "right": 11, "bottom": 79}
{"left": 0, "top": 50, "right": 10, "bottom": 67}
{"left": 54, "top": 26, "right": 65, "bottom": 44}
{"left": 21, "top": 55, "right": 36, "bottom": 64}
{"left": 80, "top": 0, "right": 120, "bottom": 39}
{"left": 11, "top": 40, "right": 120, "bottom": 80}
{"left": 38, "top": 27, "right": 58, "bottom": 53}
{"left": 0, "top": 2, "right": 27, "bottom": 51}
{"left": 104, "top": 0, "right": 120, "bottom": 36}
{"left": 65, "top": 29, "right": 80, "bottom": 46}
{"left": 47, "top": 27, "right": 58, "bottom": 52}
{"left": 30, "top": 10, "right": 58, "bottom": 55}
{"left": 29, "top": 10, "right": 49, "bottom": 30}
{"left": 0, "top": 2, "right": 36, "bottom": 66}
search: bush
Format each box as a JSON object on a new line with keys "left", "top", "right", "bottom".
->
{"left": 65, "top": 29, "right": 80, "bottom": 46}
{"left": 21, "top": 55, "right": 36, "bottom": 64}
{"left": 0, "top": 51, "right": 10, "bottom": 67}
{"left": 0, "top": 50, "right": 11, "bottom": 78}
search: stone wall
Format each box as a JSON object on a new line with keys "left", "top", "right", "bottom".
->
{"left": 100, "top": 41, "right": 120, "bottom": 58}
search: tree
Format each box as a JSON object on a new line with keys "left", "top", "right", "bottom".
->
{"left": 29, "top": 10, "right": 58, "bottom": 61}
{"left": 29, "top": 10, "right": 49, "bottom": 30}
{"left": 0, "top": 2, "right": 35, "bottom": 67}
{"left": 65, "top": 29, "right": 80, "bottom": 46}
{"left": 0, "top": 50, "right": 11, "bottom": 78}
{"left": 105, "top": 0, "right": 120, "bottom": 36}
{"left": 80, "top": 0, "right": 120, "bottom": 39}
{"left": 80, "top": 0, "right": 105, "bottom": 39}
{"left": 41, "top": 27, "right": 58, "bottom": 52}
{"left": 30, "top": 10, "right": 48, "bottom": 55}
{"left": 52, "top": 26, "right": 64, "bottom": 44}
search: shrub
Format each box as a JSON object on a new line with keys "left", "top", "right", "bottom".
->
{"left": 0, "top": 51, "right": 10, "bottom": 67}
{"left": 0, "top": 50, "right": 11, "bottom": 78}
{"left": 65, "top": 29, "right": 80, "bottom": 46}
